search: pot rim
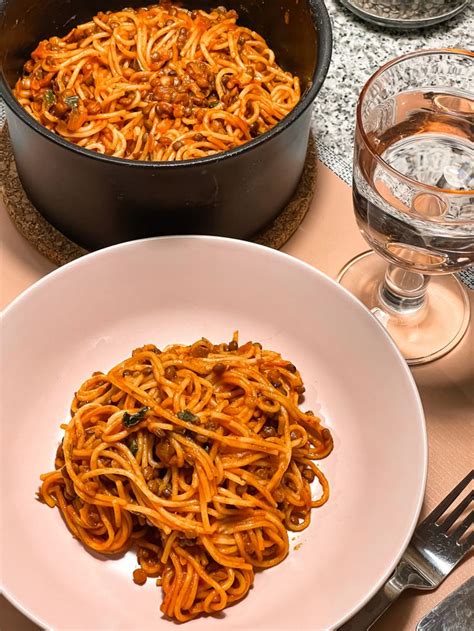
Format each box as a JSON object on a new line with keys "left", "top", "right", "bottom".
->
{"left": 0, "top": 0, "right": 332, "bottom": 169}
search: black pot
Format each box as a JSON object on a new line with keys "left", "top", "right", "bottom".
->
{"left": 0, "top": 0, "right": 331, "bottom": 250}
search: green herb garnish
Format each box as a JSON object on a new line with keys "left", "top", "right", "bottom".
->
{"left": 64, "top": 95, "right": 80, "bottom": 109}
{"left": 177, "top": 410, "right": 199, "bottom": 424}
{"left": 123, "top": 406, "right": 150, "bottom": 428}
{"left": 208, "top": 101, "right": 219, "bottom": 108}
{"left": 44, "top": 89, "right": 56, "bottom": 106}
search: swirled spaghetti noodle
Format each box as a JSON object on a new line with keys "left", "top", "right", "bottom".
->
{"left": 39, "top": 334, "right": 332, "bottom": 621}
{"left": 14, "top": 3, "right": 301, "bottom": 161}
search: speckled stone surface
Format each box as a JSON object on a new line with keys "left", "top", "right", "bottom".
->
{"left": 0, "top": 124, "right": 317, "bottom": 265}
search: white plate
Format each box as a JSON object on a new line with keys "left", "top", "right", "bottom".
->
{"left": 0, "top": 236, "right": 427, "bottom": 630}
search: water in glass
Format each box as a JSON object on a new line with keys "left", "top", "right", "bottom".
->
{"left": 354, "top": 88, "right": 474, "bottom": 274}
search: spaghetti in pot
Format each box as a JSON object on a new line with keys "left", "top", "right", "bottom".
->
{"left": 14, "top": 3, "right": 301, "bottom": 161}
{"left": 39, "top": 334, "right": 332, "bottom": 622}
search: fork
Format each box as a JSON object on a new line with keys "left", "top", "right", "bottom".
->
{"left": 339, "top": 470, "right": 474, "bottom": 630}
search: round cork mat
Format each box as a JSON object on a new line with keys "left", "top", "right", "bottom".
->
{"left": 0, "top": 124, "right": 316, "bottom": 266}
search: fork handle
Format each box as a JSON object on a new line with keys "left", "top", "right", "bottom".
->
{"left": 337, "top": 576, "right": 403, "bottom": 630}
{"left": 338, "top": 557, "right": 431, "bottom": 630}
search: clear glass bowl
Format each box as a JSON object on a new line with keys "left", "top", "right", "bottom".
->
{"left": 339, "top": 0, "right": 469, "bottom": 29}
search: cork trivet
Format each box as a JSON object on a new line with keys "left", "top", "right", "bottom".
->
{"left": 253, "top": 135, "right": 316, "bottom": 248}
{"left": 0, "top": 124, "right": 316, "bottom": 266}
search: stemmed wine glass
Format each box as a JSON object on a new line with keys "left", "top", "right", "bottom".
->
{"left": 338, "top": 49, "right": 474, "bottom": 365}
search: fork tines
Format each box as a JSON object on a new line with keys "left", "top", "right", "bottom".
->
{"left": 419, "top": 469, "right": 474, "bottom": 550}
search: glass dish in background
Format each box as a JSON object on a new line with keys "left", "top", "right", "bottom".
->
{"left": 339, "top": 0, "right": 469, "bottom": 29}
{"left": 338, "top": 49, "right": 474, "bottom": 365}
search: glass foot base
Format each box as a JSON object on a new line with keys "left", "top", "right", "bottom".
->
{"left": 338, "top": 251, "right": 471, "bottom": 365}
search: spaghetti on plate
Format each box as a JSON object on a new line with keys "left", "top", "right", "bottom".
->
{"left": 40, "top": 335, "right": 332, "bottom": 621}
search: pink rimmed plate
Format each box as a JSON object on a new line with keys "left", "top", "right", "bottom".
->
{"left": 0, "top": 236, "right": 427, "bottom": 630}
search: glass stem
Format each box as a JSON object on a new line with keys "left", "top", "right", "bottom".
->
{"left": 379, "top": 264, "right": 430, "bottom": 314}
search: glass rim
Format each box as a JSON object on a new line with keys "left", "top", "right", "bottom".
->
{"left": 356, "top": 48, "right": 474, "bottom": 206}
